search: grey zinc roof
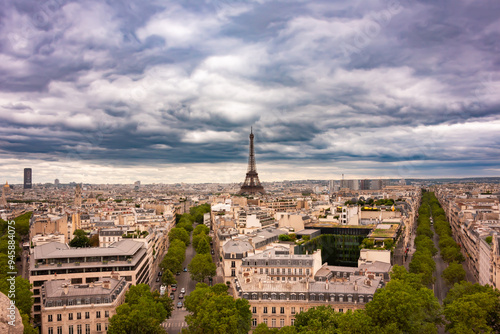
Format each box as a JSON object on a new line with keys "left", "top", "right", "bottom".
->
{"left": 33, "top": 240, "right": 144, "bottom": 260}
{"left": 223, "top": 240, "right": 253, "bottom": 254}
{"left": 44, "top": 278, "right": 123, "bottom": 298}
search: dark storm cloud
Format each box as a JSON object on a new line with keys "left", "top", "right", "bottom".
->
{"left": 0, "top": 0, "right": 499, "bottom": 180}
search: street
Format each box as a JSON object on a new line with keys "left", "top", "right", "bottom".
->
{"left": 162, "top": 228, "right": 202, "bottom": 334}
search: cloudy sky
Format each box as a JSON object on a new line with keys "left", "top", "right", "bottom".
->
{"left": 1, "top": 0, "right": 499, "bottom": 184}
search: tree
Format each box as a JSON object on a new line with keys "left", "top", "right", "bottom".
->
{"left": 444, "top": 282, "right": 500, "bottom": 334}
{"left": 192, "top": 233, "right": 209, "bottom": 251}
{"left": 184, "top": 283, "right": 251, "bottom": 334}
{"left": 108, "top": 284, "right": 170, "bottom": 334}
{"left": 89, "top": 234, "right": 100, "bottom": 247}
{"left": 193, "top": 224, "right": 209, "bottom": 236}
{"left": 162, "top": 269, "right": 177, "bottom": 286}
{"left": 195, "top": 237, "right": 210, "bottom": 254}
{"left": 365, "top": 272, "right": 442, "bottom": 334}
{"left": 69, "top": 229, "right": 90, "bottom": 248}
{"left": 253, "top": 323, "right": 279, "bottom": 334}
{"left": 169, "top": 227, "right": 190, "bottom": 246}
{"left": 294, "top": 305, "right": 341, "bottom": 332}
{"left": 188, "top": 254, "right": 216, "bottom": 282}
{"left": 442, "top": 262, "right": 466, "bottom": 286}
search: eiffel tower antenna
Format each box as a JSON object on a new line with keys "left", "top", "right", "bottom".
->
{"left": 239, "top": 128, "right": 265, "bottom": 195}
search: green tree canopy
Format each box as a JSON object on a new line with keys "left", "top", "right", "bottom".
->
{"left": 193, "top": 224, "right": 210, "bottom": 236}
{"left": 188, "top": 254, "right": 216, "bottom": 282}
{"left": 108, "top": 284, "right": 172, "bottom": 334}
{"left": 195, "top": 236, "right": 210, "bottom": 254}
{"left": 442, "top": 262, "right": 466, "bottom": 286}
{"left": 169, "top": 227, "right": 190, "bottom": 246}
{"left": 184, "top": 283, "right": 251, "bottom": 334}
{"left": 68, "top": 229, "right": 90, "bottom": 248}
{"left": 161, "top": 269, "right": 177, "bottom": 286}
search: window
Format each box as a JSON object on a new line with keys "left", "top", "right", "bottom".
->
{"left": 97, "top": 323, "right": 101, "bottom": 331}
{"left": 231, "top": 261, "right": 236, "bottom": 268}
{"left": 271, "top": 268, "right": 274, "bottom": 275}
{"left": 299, "top": 307, "right": 304, "bottom": 313}
{"left": 299, "top": 269, "right": 303, "bottom": 275}
{"left": 77, "top": 313, "right": 81, "bottom": 320}
{"left": 288, "top": 268, "right": 291, "bottom": 275}
{"left": 69, "top": 325, "right": 74, "bottom": 334}
{"left": 252, "top": 307, "right": 257, "bottom": 314}
{"left": 48, "top": 328, "right": 53, "bottom": 334}
{"left": 231, "top": 269, "right": 236, "bottom": 277}
{"left": 48, "top": 315, "right": 53, "bottom": 322}
{"left": 260, "top": 268, "right": 263, "bottom": 274}
{"left": 306, "top": 269, "right": 310, "bottom": 276}
{"left": 319, "top": 294, "right": 324, "bottom": 301}
{"left": 68, "top": 313, "right": 73, "bottom": 320}
{"left": 57, "top": 314, "right": 62, "bottom": 321}
{"left": 280, "top": 319, "right": 285, "bottom": 327}
{"left": 280, "top": 307, "right": 285, "bottom": 314}
{"left": 263, "top": 307, "right": 268, "bottom": 314}
{"left": 291, "top": 307, "right": 296, "bottom": 315}
{"left": 290, "top": 293, "right": 296, "bottom": 300}
{"left": 96, "top": 311, "right": 101, "bottom": 318}
{"left": 252, "top": 318, "right": 257, "bottom": 327}
{"left": 263, "top": 318, "right": 268, "bottom": 325}
{"left": 272, "top": 307, "right": 276, "bottom": 314}
{"left": 339, "top": 309, "right": 344, "bottom": 313}
{"left": 77, "top": 325, "right": 82, "bottom": 334}
{"left": 105, "top": 324, "right": 108, "bottom": 331}
{"left": 105, "top": 311, "right": 109, "bottom": 318}
{"left": 57, "top": 326, "right": 62, "bottom": 334}
{"left": 291, "top": 319, "right": 295, "bottom": 326}
{"left": 348, "top": 295, "right": 352, "bottom": 302}
{"left": 85, "top": 324, "right": 90, "bottom": 334}
{"left": 85, "top": 312, "right": 90, "bottom": 319}
{"left": 271, "top": 319, "right": 276, "bottom": 327}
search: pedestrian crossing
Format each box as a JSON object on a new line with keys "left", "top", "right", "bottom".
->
{"left": 162, "top": 321, "right": 188, "bottom": 328}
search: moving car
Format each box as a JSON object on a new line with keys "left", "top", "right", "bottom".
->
{"left": 180, "top": 288, "right": 186, "bottom": 294}
{"left": 178, "top": 293, "right": 184, "bottom": 299}
{"left": 171, "top": 285, "right": 177, "bottom": 292}
{"left": 156, "top": 277, "right": 160, "bottom": 282}
{"left": 183, "top": 267, "right": 188, "bottom": 272}
{"left": 177, "top": 302, "right": 183, "bottom": 309}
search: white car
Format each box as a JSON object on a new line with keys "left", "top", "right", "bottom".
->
{"left": 180, "top": 288, "right": 186, "bottom": 294}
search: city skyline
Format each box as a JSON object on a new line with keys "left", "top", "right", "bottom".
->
{"left": 1, "top": 0, "right": 499, "bottom": 183}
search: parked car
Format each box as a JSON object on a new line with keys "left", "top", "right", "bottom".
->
{"left": 183, "top": 267, "right": 188, "bottom": 272}
{"left": 169, "top": 293, "right": 175, "bottom": 300}
{"left": 177, "top": 302, "right": 183, "bottom": 309}
{"left": 156, "top": 277, "right": 160, "bottom": 282}
{"left": 178, "top": 293, "right": 184, "bottom": 299}
{"left": 171, "top": 285, "right": 177, "bottom": 292}
{"left": 158, "top": 271, "right": 162, "bottom": 276}
{"left": 180, "top": 288, "right": 186, "bottom": 294}
{"left": 176, "top": 271, "right": 181, "bottom": 275}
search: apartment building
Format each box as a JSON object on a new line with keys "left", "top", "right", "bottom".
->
{"left": 30, "top": 240, "right": 150, "bottom": 325}
{"left": 234, "top": 248, "right": 388, "bottom": 329}
{"left": 40, "top": 275, "right": 128, "bottom": 334}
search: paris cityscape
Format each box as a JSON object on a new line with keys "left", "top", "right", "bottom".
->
{"left": 1, "top": 0, "right": 500, "bottom": 334}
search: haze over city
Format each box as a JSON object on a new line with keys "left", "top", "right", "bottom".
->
{"left": 1, "top": 0, "right": 499, "bottom": 183}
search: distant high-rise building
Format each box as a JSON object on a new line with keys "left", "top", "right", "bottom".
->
{"left": 239, "top": 128, "right": 265, "bottom": 195}
{"left": 134, "top": 181, "right": 140, "bottom": 191}
{"left": 54, "top": 179, "right": 60, "bottom": 186}
{"left": 23, "top": 168, "right": 32, "bottom": 189}
{"left": 360, "top": 179, "right": 371, "bottom": 190}
{"left": 74, "top": 184, "right": 82, "bottom": 207}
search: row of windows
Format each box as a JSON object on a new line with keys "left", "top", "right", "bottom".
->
{"left": 48, "top": 311, "right": 109, "bottom": 322}
{"left": 243, "top": 292, "right": 372, "bottom": 303}
{"left": 252, "top": 309, "right": 350, "bottom": 328}
{"left": 47, "top": 323, "right": 107, "bottom": 334}
{"left": 252, "top": 268, "right": 311, "bottom": 275}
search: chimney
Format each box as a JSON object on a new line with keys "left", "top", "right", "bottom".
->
{"left": 258, "top": 279, "right": 262, "bottom": 290}
{"left": 325, "top": 279, "right": 329, "bottom": 290}
{"left": 354, "top": 280, "right": 358, "bottom": 291}
{"left": 63, "top": 284, "right": 69, "bottom": 295}
{"left": 102, "top": 280, "right": 111, "bottom": 289}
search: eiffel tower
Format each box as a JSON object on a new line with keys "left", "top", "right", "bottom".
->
{"left": 239, "top": 128, "right": 265, "bottom": 195}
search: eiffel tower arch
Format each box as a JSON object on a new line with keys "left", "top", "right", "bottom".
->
{"left": 239, "top": 128, "right": 265, "bottom": 195}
